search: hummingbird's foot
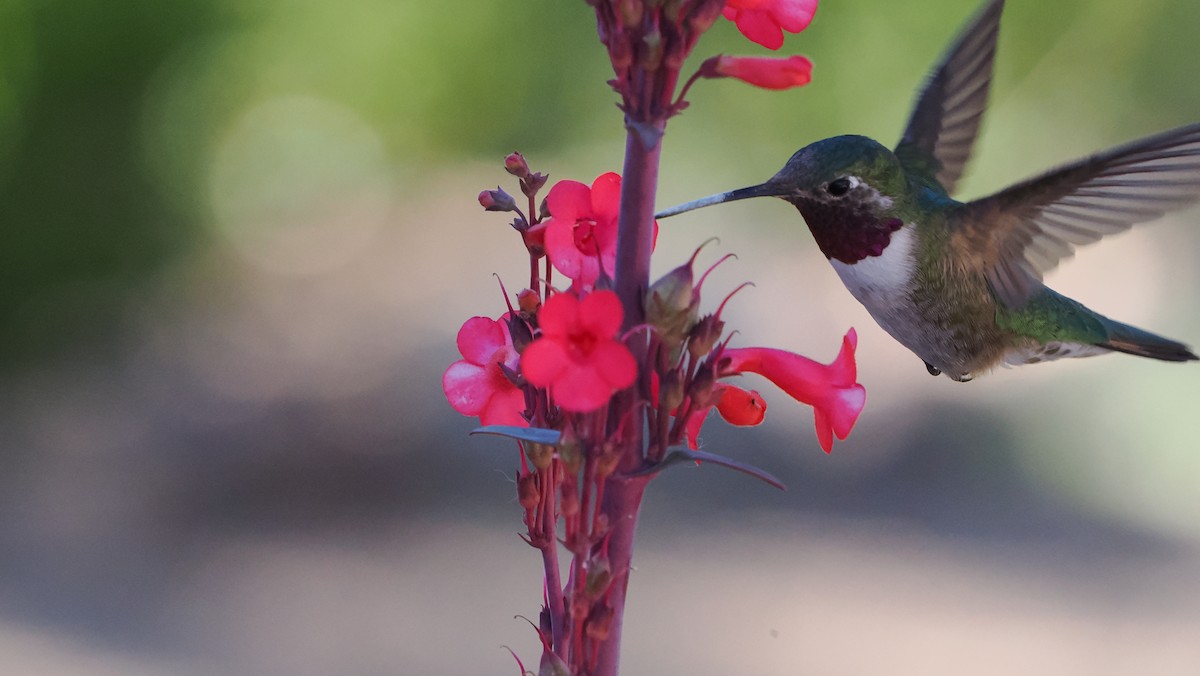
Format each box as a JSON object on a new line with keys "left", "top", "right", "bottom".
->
{"left": 924, "top": 361, "right": 941, "bottom": 377}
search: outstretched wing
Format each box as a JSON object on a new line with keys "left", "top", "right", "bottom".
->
{"left": 957, "top": 124, "right": 1200, "bottom": 307}
{"left": 894, "top": 0, "right": 1005, "bottom": 194}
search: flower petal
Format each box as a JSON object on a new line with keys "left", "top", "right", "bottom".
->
{"left": 456, "top": 316, "right": 506, "bottom": 365}
{"left": 480, "top": 386, "right": 529, "bottom": 428}
{"left": 730, "top": 10, "right": 785, "bottom": 50}
{"left": 589, "top": 172, "right": 622, "bottom": 228}
{"left": 520, "top": 337, "right": 569, "bottom": 388}
{"left": 578, "top": 290, "right": 625, "bottom": 339}
{"left": 723, "top": 0, "right": 818, "bottom": 49}
{"left": 771, "top": 0, "right": 818, "bottom": 33}
{"left": 442, "top": 360, "right": 490, "bottom": 416}
{"left": 544, "top": 217, "right": 587, "bottom": 282}
{"left": 552, "top": 360, "right": 616, "bottom": 412}
{"left": 591, "top": 340, "right": 637, "bottom": 390}
{"left": 545, "top": 179, "right": 592, "bottom": 224}
{"left": 537, "top": 292, "right": 582, "bottom": 339}
{"left": 715, "top": 385, "right": 766, "bottom": 426}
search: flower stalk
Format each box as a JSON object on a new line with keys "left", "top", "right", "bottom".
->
{"left": 443, "top": 1, "right": 853, "bottom": 674}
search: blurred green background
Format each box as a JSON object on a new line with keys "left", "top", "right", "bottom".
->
{"left": 2, "top": 0, "right": 1199, "bottom": 673}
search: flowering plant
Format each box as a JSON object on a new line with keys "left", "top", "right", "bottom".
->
{"left": 443, "top": 1, "right": 865, "bottom": 673}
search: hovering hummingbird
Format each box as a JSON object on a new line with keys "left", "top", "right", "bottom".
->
{"left": 657, "top": 0, "right": 1200, "bottom": 381}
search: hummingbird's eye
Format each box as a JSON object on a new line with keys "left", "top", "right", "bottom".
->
{"left": 826, "top": 177, "right": 853, "bottom": 197}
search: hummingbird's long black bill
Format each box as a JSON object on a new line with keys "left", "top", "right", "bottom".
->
{"left": 655, "top": 182, "right": 780, "bottom": 219}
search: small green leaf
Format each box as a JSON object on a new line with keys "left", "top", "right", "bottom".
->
{"left": 471, "top": 425, "right": 562, "bottom": 446}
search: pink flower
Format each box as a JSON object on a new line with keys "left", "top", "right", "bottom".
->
{"left": 443, "top": 315, "right": 528, "bottom": 427}
{"left": 723, "top": 0, "right": 818, "bottom": 50}
{"left": 543, "top": 173, "right": 658, "bottom": 288}
{"left": 543, "top": 174, "right": 621, "bottom": 287}
{"left": 521, "top": 290, "right": 637, "bottom": 413}
{"left": 683, "top": 384, "right": 767, "bottom": 450}
{"left": 721, "top": 329, "right": 864, "bottom": 452}
{"left": 706, "top": 54, "right": 813, "bottom": 90}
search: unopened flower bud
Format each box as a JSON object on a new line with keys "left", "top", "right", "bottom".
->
{"left": 558, "top": 435, "right": 583, "bottom": 474}
{"left": 688, "top": 363, "right": 719, "bottom": 409}
{"left": 687, "top": 0, "right": 724, "bottom": 34}
{"left": 609, "top": 36, "right": 634, "bottom": 71}
{"left": 687, "top": 313, "right": 725, "bottom": 359}
{"left": 504, "top": 151, "right": 530, "bottom": 178}
{"left": 517, "top": 289, "right": 541, "bottom": 316}
{"left": 639, "top": 29, "right": 664, "bottom": 71}
{"left": 517, "top": 471, "right": 541, "bottom": 510}
{"left": 663, "top": 0, "right": 684, "bottom": 23}
{"left": 660, "top": 368, "right": 685, "bottom": 411}
{"left": 525, "top": 442, "right": 554, "bottom": 470}
{"left": 478, "top": 186, "right": 517, "bottom": 212}
{"left": 585, "top": 555, "right": 612, "bottom": 597}
{"left": 585, "top": 603, "right": 614, "bottom": 641}
{"left": 506, "top": 314, "right": 534, "bottom": 353}
{"left": 702, "top": 54, "right": 814, "bottom": 91}
{"left": 646, "top": 262, "right": 699, "bottom": 347}
{"left": 522, "top": 222, "right": 547, "bottom": 258}
{"left": 521, "top": 171, "right": 549, "bottom": 198}
{"left": 539, "top": 605, "right": 553, "bottom": 641}
{"left": 560, "top": 480, "right": 580, "bottom": 518}
{"left": 618, "top": 0, "right": 643, "bottom": 27}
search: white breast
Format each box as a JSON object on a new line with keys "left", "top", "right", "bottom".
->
{"left": 828, "top": 225, "right": 916, "bottom": 306}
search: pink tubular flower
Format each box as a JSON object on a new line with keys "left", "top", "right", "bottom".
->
{"left": 721, "top": 329, "right": 864, "bottom": 452}
{"left": 708, "top": 54, "right": 813, "bottom": 90}
{"left": 521, "top": 290, "right": 637, "bottom": 413}
{"left": 443, "top": 315, "right": 528, "bottom": 427}
{"left": 723, "top": 0, "right": 818, "bottom": 50}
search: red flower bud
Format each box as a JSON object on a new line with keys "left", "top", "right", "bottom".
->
{"left": 504, "top": 151, "right": 530, "bottom": 178}
{"left": 478, "top": 186, "right": 517, "bottom": 212}
{"left": 517, "top": 288, "right": 541, "bottom": 316}
{"left": 703, "top": 54, "right": 813, "bottom": 90}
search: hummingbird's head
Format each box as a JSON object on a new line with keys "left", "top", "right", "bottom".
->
{"left": 656, "top": 135, "right": 909, "bottom": 264}
{"left": 769, "top": 135, "right": 906, "bottom": 207}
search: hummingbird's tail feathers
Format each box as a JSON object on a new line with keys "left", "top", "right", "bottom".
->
{"left": 1099, "top": 320, "right": 1199, "bottom": 363}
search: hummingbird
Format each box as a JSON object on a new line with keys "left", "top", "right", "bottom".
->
{"left": 656, "top": 0, "right": 1200, "bottom": 382}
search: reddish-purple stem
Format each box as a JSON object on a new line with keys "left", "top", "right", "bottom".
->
{"left": 590, "top": 117, "right": 665, "bottom": 675}
{"left": 540, "top": 462, "right": 568, "bottom": 658}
